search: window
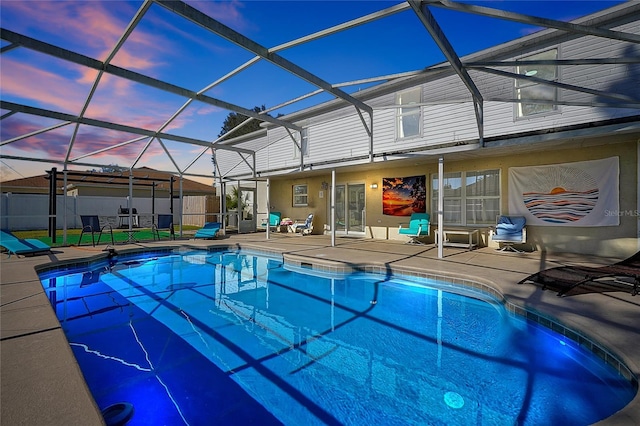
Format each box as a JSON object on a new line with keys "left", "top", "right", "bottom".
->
{"left": 515, "top": 48, "right": 558, "bottom": 118}
{"left": 431, "top": 169, "right": 500, "bottom": 226}
{"left": 293, "top": 184, "right": 308, "bottom": 206}
{"left": 396, "top": 88, "right": 421, "bottom": 139}
{"left": 293, "top": 128, "right": 309, "bottom": 159}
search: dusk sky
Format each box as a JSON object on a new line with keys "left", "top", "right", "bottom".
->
{"left": 0, "top": 0, "right": 624, "bottom": 184}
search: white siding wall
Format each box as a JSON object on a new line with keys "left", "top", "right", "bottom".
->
{"left": 264, "top": 127, "right": 297, "bottom": 170}
{"left": 423, "top": 102, "right": 479, "bottom": 146}
{"left": 307, "top": 114, "right": 370, "bottom": 161}
{"left": 372, "top": 107, "right": 395, "bottom": 149}
{"left": 215, "top": 134, "right": 270, "bottom": 178}
{"left": 234, "top": 15, "right": 639, "bottom": 177}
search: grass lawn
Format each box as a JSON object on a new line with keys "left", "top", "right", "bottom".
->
{"left": 11, "top": 227, "right": 200, "bottom": 247}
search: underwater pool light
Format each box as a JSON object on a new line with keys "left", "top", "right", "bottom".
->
{"left": 444, "top": 391, "right": 464, "bottom": 409}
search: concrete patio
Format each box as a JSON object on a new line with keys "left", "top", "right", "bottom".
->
{"left": 1, "top": 233, "right": 638, "bottom": 425}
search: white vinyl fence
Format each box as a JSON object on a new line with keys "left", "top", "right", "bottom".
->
{"left": 0, "top": 193, "right": 214, "bottom": 231}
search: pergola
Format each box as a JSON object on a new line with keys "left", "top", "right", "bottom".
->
{"left": 2, "top": 0, "right": 639, "bottom": 250}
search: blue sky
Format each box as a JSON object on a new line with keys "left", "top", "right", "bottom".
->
{"left": 0, "top": 0, "right": 625, "bottom": 183}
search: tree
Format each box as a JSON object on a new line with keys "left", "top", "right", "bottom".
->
{"left": 88, "top": 164, "right": 126, "bottom": 173}
{"left": 213, "top": 106, "right": 283, "bottom": 172}
{"left": 218, "top": 105, "right": 267, "bottom": 138}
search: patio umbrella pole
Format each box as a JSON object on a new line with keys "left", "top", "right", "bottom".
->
{"left": 128, "top": 171, "right": 133, "bottom": 243}
{"left": 179, "top": 176, "right": 183, "bottom": 238}
{"left": 63, "top": 169, "right": 68, "bottom": 246}
{"left": 47, "top": 167, "right": 57, "bottom": 244}
{"left": 151, "top": 183, "right": 155, "bottom": 226}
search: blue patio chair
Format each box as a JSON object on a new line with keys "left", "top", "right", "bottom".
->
{"left": 490, "top": 215, "right": 527, "bottom": 252}
{"left": 293, "top": 214, "right": 314, "bottom": 235}
{"left": 79, "top": 215, "right": 114, "bottom": 247}
{"left": 153, "top": 214, "right": 175, "bottom": 240}
{"left": 0, "top": 229, "right": 51, "bottom": 258}
{"left": 194, "top": 222, "right": 221, "bottom": 239}
{"left": 398, "top": 213, "right": 430, "bottom": 245}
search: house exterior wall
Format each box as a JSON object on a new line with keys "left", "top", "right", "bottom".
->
{"left": 215, "top": 7, "right": 639, "bottom": 258}
{"left": 267, "top": 138, "right": 637, "bottom": 258}
{"left": 496, "top": 140, "right": 637, "bottom": 257}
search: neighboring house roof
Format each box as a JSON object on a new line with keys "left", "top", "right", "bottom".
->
{"left": 0, "top": 174, "right": 51, "bottom": 194}
{"left": 0, "top": 167, "right": 215, "bottom": 195}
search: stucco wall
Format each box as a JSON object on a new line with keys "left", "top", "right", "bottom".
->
{"left": 268, "top": 137, "right": 638, "bottom": 258}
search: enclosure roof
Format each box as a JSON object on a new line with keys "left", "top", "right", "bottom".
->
{"left": 1, "top": 0, "right": 638, "bottom": 184}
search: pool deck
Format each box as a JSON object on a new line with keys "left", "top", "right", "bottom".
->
{"left": 1, "top": 233, "right": 639, "bottom": 425}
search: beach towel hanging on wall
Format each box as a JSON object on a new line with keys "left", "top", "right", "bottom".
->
{"left": 382, "top": 175, "right": 426, "bottom": 216}
{"left": 508, "top": 157, "right": 619, "bottom": 226}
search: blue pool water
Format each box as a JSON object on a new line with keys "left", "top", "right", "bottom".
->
{"left": 39, "top": 249, "right": 636, "bottom": 425}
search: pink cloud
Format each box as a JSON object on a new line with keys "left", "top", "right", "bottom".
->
{"left": 1, "top": 120, "right": 74, "bottom": 159}
{"left": 5, "top": 2, "right": 163, "bottom": 76}
{"left": 1, "top": 1, "right": 237, "bottom": 165}
{"left": 1, "top": 57, "right": 176, "bottom": 131}
{"left": 195, "top": 104, "right": 224, "bottom": 115}
{"left": 1, "top": 58, "right": 93, "bottom": 113}
{"left": 4, "top": 1, "right": 132, "bottom": 53}
{"left": 185, "top": 0, "right": 249, "bottom": 31}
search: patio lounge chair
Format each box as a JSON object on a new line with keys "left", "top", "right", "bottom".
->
{"left": 152, "top": 214, "right": 175, "bottom": 240}
{"left": 293, "top": 214, "right": 314, "bottom": 235}
{"left": 260, "top": 211, "right": 281, "bottom": 232}
{"left": 489, "top": 215, "right": 527, "bottom": 252}
{"left": 519, "top": 251, "right": 639, "bottom": 297}
{"left": 398, "top": 213, "right": 430, "bottom": 245}
{"left": 269, "top": 212, "right": 282, "bottom": 232}
{"left": 79, "top": 215, "right": 114, "bottom": 247}
{"left": 194, "top": 222, "right": 221, "bottom": 239}
{"left": 0, "top": 229, "right": 52, "bottom": 258}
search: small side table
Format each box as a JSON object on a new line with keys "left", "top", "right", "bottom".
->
{"left": 435, "top": 228, "right": 479, "bottom": 250}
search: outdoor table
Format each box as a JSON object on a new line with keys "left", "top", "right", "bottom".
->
{"left": 435, "top": 227, "right": 479, "bottom": 250}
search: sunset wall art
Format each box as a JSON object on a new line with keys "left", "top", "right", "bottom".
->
{"left": 382, "top": 175, "right": 426, "bottom": 216}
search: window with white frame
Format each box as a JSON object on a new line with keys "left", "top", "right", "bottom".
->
{"left": 293, "top": 184, "right": 308, "bottom": 207}
{"left": 293, "top": 128, "right": 309, "bottom": 159}
{"left": 431, "top": 169, "right": 500, "bottom": 226}
{"left": 396, "top": 88, "right": 422, "bottom": 139}
{"left": 515, "top": 48, "right": 558, "bottom": 118}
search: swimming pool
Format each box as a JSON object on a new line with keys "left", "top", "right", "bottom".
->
{"left": 38, "top": 249, "right": 636, "bottom": 425}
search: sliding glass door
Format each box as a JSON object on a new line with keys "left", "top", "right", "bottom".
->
{"left": 334, "top": 183, "right": 365, "bottom": 236}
